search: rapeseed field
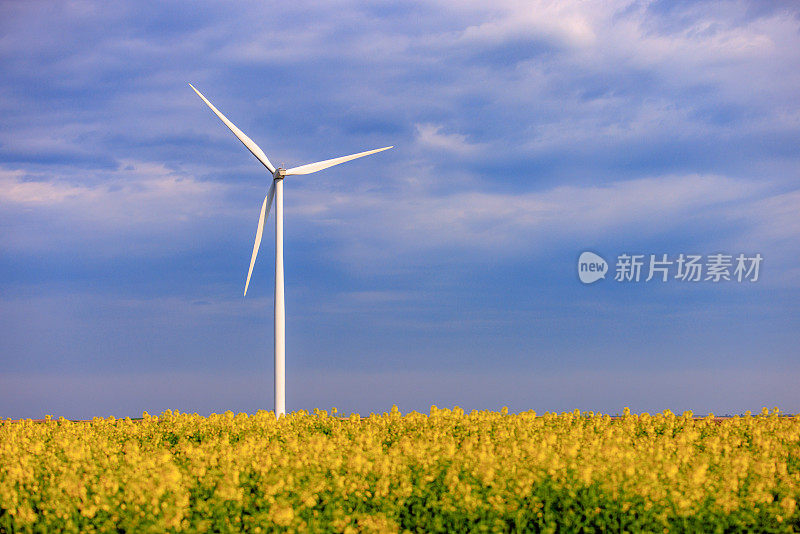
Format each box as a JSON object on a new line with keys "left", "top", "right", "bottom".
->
{"left": 1, "top": 407, "right": 798, "bottom": 532}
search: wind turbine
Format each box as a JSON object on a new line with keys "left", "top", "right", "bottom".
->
{"left": 189, "top": 84, "right": 392, "bottom": 417}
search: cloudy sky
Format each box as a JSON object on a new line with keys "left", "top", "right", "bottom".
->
{"left": 1, "top": 0, "right": 798, "bottom": 418}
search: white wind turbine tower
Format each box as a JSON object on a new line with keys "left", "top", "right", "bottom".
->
{"left": 190, "top": 84, "right": 392, "bottom": 417}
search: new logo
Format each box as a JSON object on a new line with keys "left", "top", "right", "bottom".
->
{"left": 578, "top": 251, "right": 608, "bottom": 284}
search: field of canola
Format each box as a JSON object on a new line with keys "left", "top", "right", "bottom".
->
{"left": 1, "top": 407, "right": 799, "bottom": 533}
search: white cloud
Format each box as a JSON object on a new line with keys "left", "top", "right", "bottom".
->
{"left": 2, "top": 1, "right": 797, "bottom": 272}
{"left": 457, "top": 0, "right": 599, "bottom": 49}
{"left": 286, "top": 169, "right": 800, "bottom": 288}
{"left": 290, "top": 173, "right": 765, "bottom": 259}
{"left": 0, "top": 169, "right": 82, "bottom": 204}
{"left": 746, "top": 189, "right": 800, "bottom": 244}
{"left": 0, "top": 162, "right": 236, "bottom": 255}
{"left": 723, "top": 188, "right": 800, "bottom": 285}
{"left": 414, "top": 123, "right": 482, "bottom": 154}
{"left": 1, "top": 161, "right": 222, "bottom": 212}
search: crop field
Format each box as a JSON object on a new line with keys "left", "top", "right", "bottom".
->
{"left": 1, "top": 408, "right": 799, "bottom": 533}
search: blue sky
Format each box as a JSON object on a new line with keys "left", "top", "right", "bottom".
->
{"left": 1, "top": 0, "right": 798, "bottom": 418}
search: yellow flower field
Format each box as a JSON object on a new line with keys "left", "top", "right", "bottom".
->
{"left": 1, "top": 407, "right": 798, "bottom": 532}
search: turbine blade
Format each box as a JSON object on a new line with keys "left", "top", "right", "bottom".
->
{"left": 285, "top": 146, "right": 393, "bottom": 175}
{"left": 189, "top": 84, "right": 276, "bottom": 174}
{"left": 244, "top": 180, "right": 276, "bottom": 296}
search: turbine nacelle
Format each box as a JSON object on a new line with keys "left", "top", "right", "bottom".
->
{"left": 273, "top": 168, "right": 286, "bottom": 180}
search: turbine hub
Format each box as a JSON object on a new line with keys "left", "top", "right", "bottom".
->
{"left": 274, "top": 168, "right": 286, "bottom": 180}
